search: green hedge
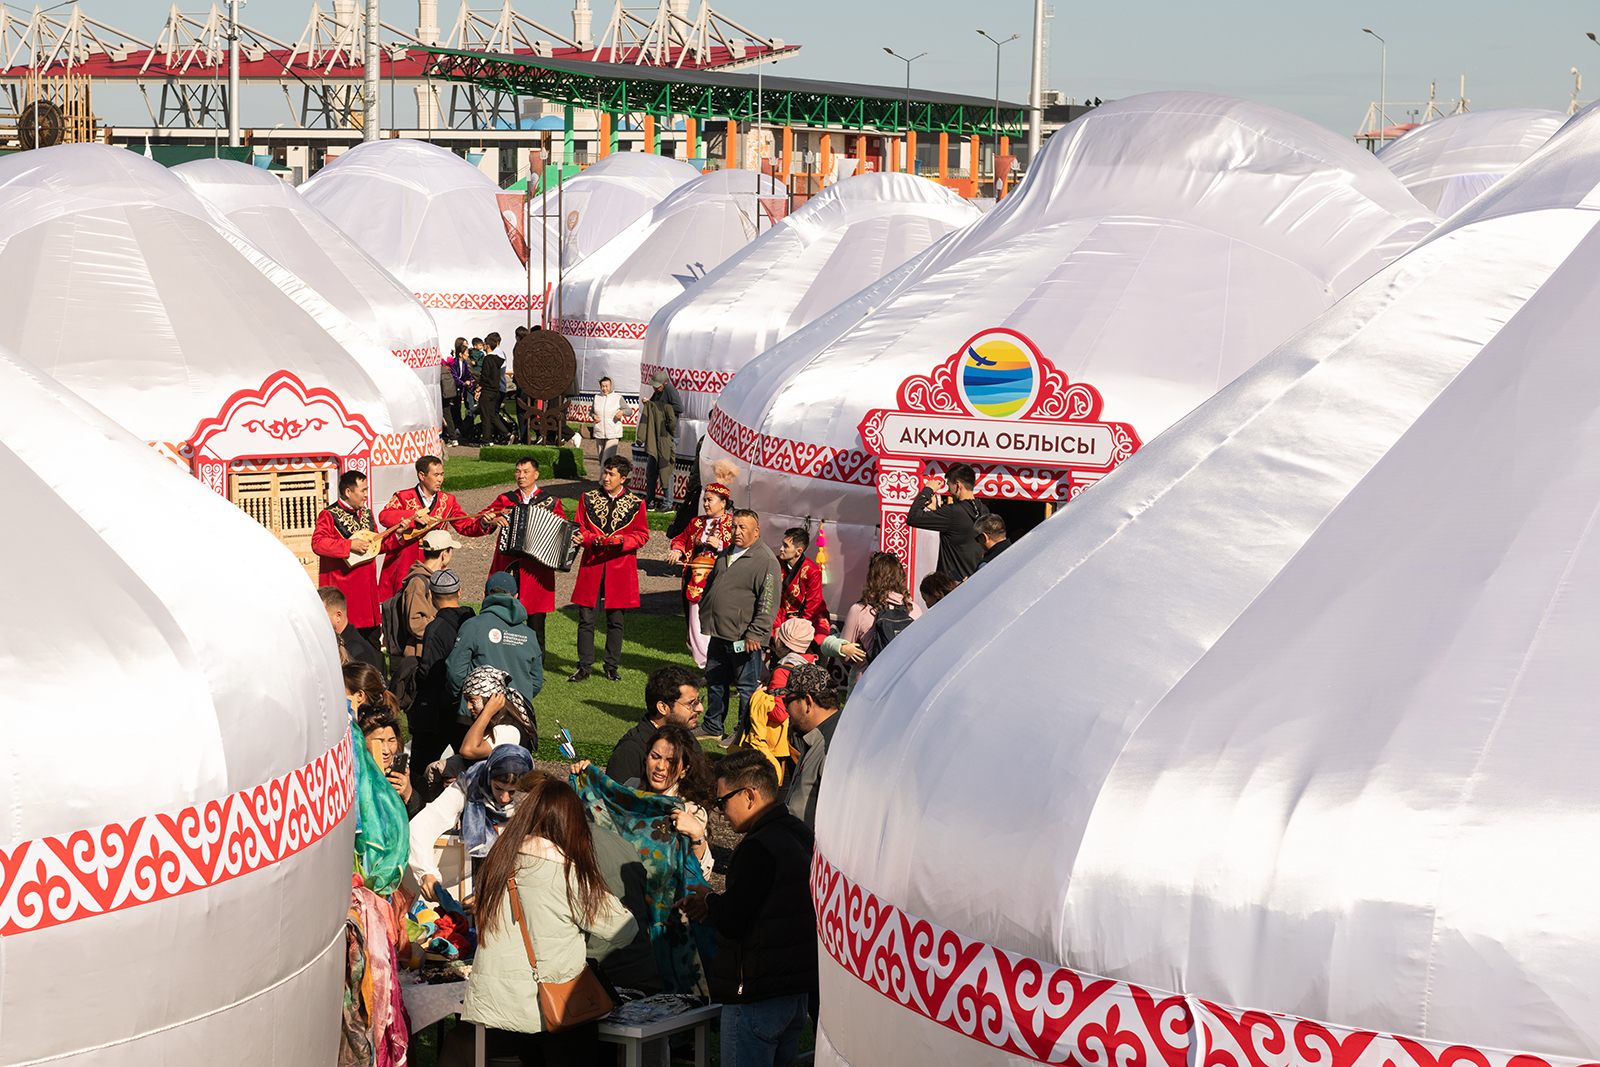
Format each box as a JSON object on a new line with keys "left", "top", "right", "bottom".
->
{"left": 475, "top": 445, "right": 586, "bottom": 478}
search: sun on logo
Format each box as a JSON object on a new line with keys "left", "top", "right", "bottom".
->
{"left": 955, "top": 330, "right": 1039, "bottom": 419}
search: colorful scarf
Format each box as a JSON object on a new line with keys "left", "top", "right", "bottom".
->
{"left": 457, "top": 744, "right": 533, "bottom": 858}
{"left": 460, "top": 665, "right": 534, "bottom": 734}
{"left": 572, "top": 764, "right": 717, "bottom": 995}
{"left": 349, "top": 703, "right": 408, "bottom": 895}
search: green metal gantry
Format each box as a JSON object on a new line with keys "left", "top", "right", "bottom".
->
{"left": 418, "top": 48, "right": 1029, "bottom": 138}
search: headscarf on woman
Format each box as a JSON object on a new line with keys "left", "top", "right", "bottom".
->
{"left": 457, "top": 744, "right": 533, "bottom": 858}
{"left": 572, "top": 764, "right": 717, "bottom": 995}
{"left": 460, "top": 665, "right": 535, "bottom": 736}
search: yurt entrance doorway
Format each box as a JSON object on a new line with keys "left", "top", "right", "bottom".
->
{"left": 981, "top": 497, "right": 1051, "bottom": 542}
{"left": 229, "top": 468, "right": 331, "bottom": 583}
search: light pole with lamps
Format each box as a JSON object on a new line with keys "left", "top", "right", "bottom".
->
{"left": 884, "top": 47, "right": 928, "bottom": 174}
{"left": 978, "top": 30, "right": 1018, "bottom": 191}
{"left": 1362, "top": 27, "right": 1386, "bottom": 142}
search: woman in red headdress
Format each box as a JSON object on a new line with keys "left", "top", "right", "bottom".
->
{"left": 667, "top": 461, "right": 740, "bottom": 668}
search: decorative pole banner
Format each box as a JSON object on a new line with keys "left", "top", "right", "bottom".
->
{"left": 812, "top": 852, "right": 1599, "bottom": 1067}
{"left": 0, "top": 740, "right": 354, "bottom": 937}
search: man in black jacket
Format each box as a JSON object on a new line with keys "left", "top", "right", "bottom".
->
{"left": 906, "top": 462, "right": 991, "bottom": 580}
{"left": 976, "top": 512, "right": 1011, "bottom": 569}
{"left": 407, "top": 568, "right": 476, "bottom": 796}
{"left": 477, "top": 331, "right": 511, "bottom": 444}
{"left": 677, "top": 751, "right": 814, "bottom": 1067}
{"left": 604, "top": 664, "right": 704, "bottom": 785}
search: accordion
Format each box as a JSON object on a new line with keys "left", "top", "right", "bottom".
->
{"left": 499, "top": 503, "right": 581, "bottom": 572}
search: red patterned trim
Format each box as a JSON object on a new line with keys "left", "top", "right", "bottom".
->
{"left": 1, "top": 739, "right": 355, "bottom": 937}
{"left": 414, "top": 292, "right": 535, "bottom": 311}
{"left": 708, "top": 408, "right": 878, "bottom": 486}
{"left": 813, "top": 852, "right": 1594, "bottom": 1067}
{"left": 639, "top": 362, "right": 735, "bottom": 395}
{"left": 553, "top": 318, "right": 650, "bottom": 340}
{"left": 393, "top": 345, "right": 442, "bottom": 369}
{"left": 371, "top": 427, "right": 445, "bottom": 468}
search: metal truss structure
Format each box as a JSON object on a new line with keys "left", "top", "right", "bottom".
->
{"left": 0, "top": 1, "right": 797, "bottom": 133}
{"left": 421, "top": 49, "right": 1030, "bottom": 137}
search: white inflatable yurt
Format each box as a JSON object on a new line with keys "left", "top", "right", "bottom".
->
{"left": 0, "top": 344, "right": 352, "bottom": 1065}
{"left": 529, "top": 151, "right": 702, "bottom": 275}
{"left": 1379, "top": 107, "right": 1565, "bottom": 216}
{"left": 0, "top": 144, "right": 436, "bottom": 508}
{"left": 175, "top": 157, "right": 444, "bottom": 401}
{"left": 557, "top": 167, "right": 789, "bottom": 417}
{"left": 706, "top": 92, "right": 1438, "bottom": 607}
{"left": 814, "top": 100, "right": 1600, "bottom": 1067}
{"left": 300, "top": 138, "right": 533, "bottom": 356}
{"left": 643, "top": 173, "right": 982, "bottom": 420}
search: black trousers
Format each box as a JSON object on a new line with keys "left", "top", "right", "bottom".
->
{"left": 482, "top": 1021, "right": 599, "bottom": 1067}
{"left": 480, "top": 388, "right": 510, "bottom": 442}
{"left": 441, "top": 389, "right": 461, "bottom": 440}
{"left": 527, "top": 610, "right": 546, "bottom": 654}
{"left": 576, "top": 572, "right": 625, "bottom": 671}
{"left": 407, "top": 715, "right": 467, "bottom": 798}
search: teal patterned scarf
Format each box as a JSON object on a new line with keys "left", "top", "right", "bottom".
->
{"left": 572, "top": 764, "right": 717, "bottom": 995}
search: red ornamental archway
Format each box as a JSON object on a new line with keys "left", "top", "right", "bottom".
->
{"left": 187, "top": 370, "right": 378, "bottom": 494}
{"left": 857, "top": 328, "right": 1142, "bottom": 576}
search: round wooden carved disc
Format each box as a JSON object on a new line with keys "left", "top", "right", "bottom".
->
{"left": 513, "top": 329, "right": 577, "bottom": 401}
{"left": 18, "top": 101, "right": 65, "bottom": 151}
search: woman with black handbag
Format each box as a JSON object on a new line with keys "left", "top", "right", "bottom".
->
{"left": 465, "top": 773, "right": 637, "bottom": 1065}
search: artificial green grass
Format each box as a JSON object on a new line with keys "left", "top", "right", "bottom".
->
{"left": 528, "top": 607, "right": 718, "bottom": 765}
{"left": 477, "top": 444, "right": 586, "bottom": 478}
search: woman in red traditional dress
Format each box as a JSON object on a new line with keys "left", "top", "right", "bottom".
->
{"left": 667, "top": 461, "right": 740, "bottom": 668}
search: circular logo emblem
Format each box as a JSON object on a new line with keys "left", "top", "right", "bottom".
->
{"left": 488, "top": 628, "right": 503, "bottom": 644}
{"left": 956, "top": 331, "right": 1038, "bottom": 419}
{"left": 566, "top": 210, "right": 580, "bottom": 230}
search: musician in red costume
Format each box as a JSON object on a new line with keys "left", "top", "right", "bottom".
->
{"left": 668, "top": 479, "right": 735, "bottom": 668}
{"left": 312, "top": 470, "right": 383, "bottom": 645}
{"left": 568, "top": 454, "right": 650, "bottom": 683}
{"left": 774, "top": 526, "right": 831, "bottom": 641}
{"left": 471, "top": 455, "right": 568, "bottom": 652}
{"left": 376, "top": 454, "right": 485, "bottom": 600}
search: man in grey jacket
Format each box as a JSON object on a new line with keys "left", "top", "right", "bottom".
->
{"left": 777, "top": 663, "right": 841, "bottom": 827}
{"left": 698, "top": 509, "right": 780, "bottom": 744}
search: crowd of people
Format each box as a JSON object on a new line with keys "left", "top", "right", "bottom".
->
{"left": 321, "top": 439, "right": 1000, "bottom": 1066}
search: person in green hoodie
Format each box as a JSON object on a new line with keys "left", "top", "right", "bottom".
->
{"left": 447, "top": 572, "right": 544, "bottom": 753}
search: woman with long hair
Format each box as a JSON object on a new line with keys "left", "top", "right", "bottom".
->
{"left": 569, "top": 722, "right": 719, "bottom": 995}
{"left": 465, "top": 773, "right": 637, "bottom": 1066}
{"left": 344, "top": 663, "right": 418, "bottom": 812}
{"left": 840, "top": 551, "right": 922, "bottom": 687}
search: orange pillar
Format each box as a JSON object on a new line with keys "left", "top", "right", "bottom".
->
{"left": 783, "top": 126, "right": 793, "bottom": 177}
{"left": 938, "top": 131, "right": 948, "bottom": 180}
{"left": 643, "top": 114, "right": 656, "bottom": 153}
{"left": 969, "top": 133, "right": 979, "bottom": 195}
{"left": 685, "top": 117, "right": 697, "bottom": 162}
{"left": 999, "top": 135, "right": 1010, "bottom": 196}
{"left": 855, "top": 133, "right": 864, "bottom": 167}
{"left": 726, "top": 118, "right": 738, "bottom": 168}
{"left": 820, "top": 132, "right": 831, "bottom": 183}
{"left": 907, "top": 129, "right": 917, "bottom": 175}
{"left": 599, "top": 112, "right": 611, "bottom": 158}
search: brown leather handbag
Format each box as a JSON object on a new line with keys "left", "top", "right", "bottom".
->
{"left": 505, "top": 877, "right": 615, "bottom": 1032}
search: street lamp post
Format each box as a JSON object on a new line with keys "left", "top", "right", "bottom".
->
{"left": 884, "top": 47, "right": 928, "bottom": 174}
{"left": 1362, "top": 27, "right": 1386, "bottom": 141}
{"left": 978, "top": 30, "right": 1018, "bottom": 192}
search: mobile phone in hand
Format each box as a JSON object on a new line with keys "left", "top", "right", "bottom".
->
{"left": 392, "top": 752, "right": 409, "bottom": 775}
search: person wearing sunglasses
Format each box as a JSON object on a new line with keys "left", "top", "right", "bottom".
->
{"left": 675, "top": 750, "right": 815, "bottom": 1067}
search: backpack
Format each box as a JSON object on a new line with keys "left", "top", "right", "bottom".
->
{"left": 865, "top": 603, "right": 915, "bottom": 665}
{"left": 379, "top": 573, "right": 429, "bottom": 710}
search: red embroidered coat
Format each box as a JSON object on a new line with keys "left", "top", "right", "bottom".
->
{"left": 669, "top": 513, "right": 734, "bottom": 604}
{"left": 570, "top": 488, "right": 650, "bottom": 609}
{"left": 775, "top": 556, "right": 831, "bottom": 637}
{"left": 473, "top": 488, "right": 568, "bottom": 614}
{"left": 377, "top": 486, "right": 477, "bottom": 599}
{"left": 312, "top": 501, "right": 381, "bottom": 627}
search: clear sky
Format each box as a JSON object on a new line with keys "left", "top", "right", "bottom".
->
{"left": 45, "top": 0, "right": 1600, "bottom": 134}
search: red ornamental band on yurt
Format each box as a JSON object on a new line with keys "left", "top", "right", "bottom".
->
{"left": 857, "top": 328, "right": 1141, "bottom": 575}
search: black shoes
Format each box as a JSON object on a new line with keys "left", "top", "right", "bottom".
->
{"left": 568, "top": 667, "right": 591, "bottom": 682}
{"left": 603, "top": 665, "right": 621, "bottom": 681}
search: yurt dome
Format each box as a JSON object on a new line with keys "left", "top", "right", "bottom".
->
{"left": 300, "top": 138, "right": 533, "bottom": 355}
{"left": 642, "top": 173, "right": 982, "bottom": 420}
{"left": 1379, "top": 107, "right": 1565, "bottom": 215}
{"left": 705, "top": 92, "right": 1439, "bottom": 607}
{"left": 813, "top": 99, "right": 1600, "bottom": 1067}
{"left": 557, "top": 167, "right": 789, "bottom": 418}
{"left": 0, "top": 344, "right": 351, "bottom": 1064}
{"left": 529, "top": 150, "right": 701, "bottom": 272}
{"left": 0, "top": 145, "right": 436, "bottom": 509}
{"left": 175, "top": 158, "right": 444, "bottom": 399}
